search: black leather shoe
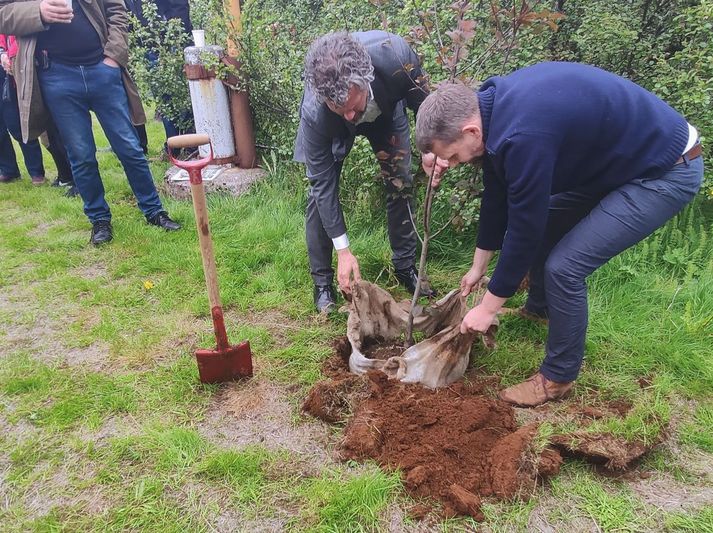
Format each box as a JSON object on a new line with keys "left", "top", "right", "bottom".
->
{"left": 395, "top": 266, "right": 437, "bottom": 297}
{"left": 90, "top": 220, "right": 113, "bottom": 246}
{"left": 314, "top": 284, "right": 337, "bottom": 314}
{"left": 65, "top": 185, "right": 80, "bottom": 198}
{"left": 147, "top": 211, "right": 181, "bottom": 231}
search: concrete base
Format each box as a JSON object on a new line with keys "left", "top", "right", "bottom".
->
{"left": 163, "top": 164, "right": 267, "bottom": 200}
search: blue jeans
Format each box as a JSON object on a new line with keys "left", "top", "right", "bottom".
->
{"left": 38, "top": 61, "right": 163, "bottom": 222}
{"left": 0, "top": 71, "right": 44, "bottom": 177}
{"left": 524, "top": 156, "right": 704, "bottom": 382}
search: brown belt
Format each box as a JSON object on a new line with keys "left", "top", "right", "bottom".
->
{"left": 675, "top": 142, "right": 702, "bottom": 165}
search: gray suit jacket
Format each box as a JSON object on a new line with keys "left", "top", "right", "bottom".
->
{"left": 294, "top": 30, "right": 428, "bottom": 239}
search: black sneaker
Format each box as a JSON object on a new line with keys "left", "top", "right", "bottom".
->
{"left": 65, "top": 185, "right": 80, "bottom": 198}
{"left": 90, "top": 220, "right": 113, "bottom": 246}
{"left": 147, "top": 211, "right": 181, "bottom": 231}
{"left": 51, "top": 177, "right": 73, "bottom": 187}
{"left": 395, "top": 266, "right": 437, "bottom": 297}
{"left": 313, "top": 284, "right": 337, "bottom": 314}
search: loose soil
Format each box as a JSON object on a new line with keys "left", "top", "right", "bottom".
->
{"left": 303, "top": 339, "right": 562, "bottom": 519}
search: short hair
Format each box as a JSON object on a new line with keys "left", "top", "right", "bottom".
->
{"left": 303, "top": 32, "right": 375, "bottom": 107}
{"left": 415, "top": 82, "right": 480, "bottom": 153}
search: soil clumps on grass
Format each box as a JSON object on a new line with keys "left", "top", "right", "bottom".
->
{"left": 303, "top": 338, "right": 562, "bottom": 518}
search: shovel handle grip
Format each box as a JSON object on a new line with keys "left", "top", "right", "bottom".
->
{"left": 167, "top": 133, "right": 211, "bottom": 149}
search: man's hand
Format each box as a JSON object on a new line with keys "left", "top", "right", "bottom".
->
{"left": 40, "top": 0, "right": 74, "bottom": 24}
{"left": 102, "top": 57, "right": 120, "bottom": 68}
{"left": 460, "top": 304, "right": 498, "bottom": 335}
{"left": 336, "top": 248, "right": 361, "bottom": 295}
{"left": 0, "top": 53, "right": 12, "bottom": 75}
{"left": 460, "top": 266, "right": 486, "bottom": 297}
{"left": 421, "top": 152, "right": 449, "bottom": 188}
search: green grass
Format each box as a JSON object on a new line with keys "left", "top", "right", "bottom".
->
{"left": 1, "top": 113, "right": 712, "bottom": 531}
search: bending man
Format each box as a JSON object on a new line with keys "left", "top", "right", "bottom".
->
{"left": 295, "top": 31, "right": 446, "bottom": 313}
{"left": 415, "top": 63, "right": 703, "bottom": 406}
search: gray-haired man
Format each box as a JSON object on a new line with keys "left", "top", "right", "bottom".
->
{"left": 294, "top": 31, "right": 447, "bottom": 313}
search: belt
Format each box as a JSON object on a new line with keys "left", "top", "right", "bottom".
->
{"left": 675, "top": 143, "right": 702, "bottom": 165}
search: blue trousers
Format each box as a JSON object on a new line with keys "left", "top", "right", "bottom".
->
{"left": 38, "top": 61, "right": 163, "bottom": 223}
{"left": 524, "top": 156, "right": 704, "bottom": 382}
{"left": 0, "top": 71, "right": 45, "bottom": 177}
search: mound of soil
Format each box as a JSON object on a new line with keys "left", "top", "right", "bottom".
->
{"left": 303, "top": 341, "right": 561, "bottom": 519}
{"left": 551, "top": 432, "right": 651, "bottom": 470}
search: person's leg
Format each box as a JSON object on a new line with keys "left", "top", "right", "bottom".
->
{"left": 84, "top": 61, "right": 164, "bottom": 220}
{"left": 3, "top": 81, "right": 45, "bottom": 180}
{"left": 37, "top": 62, "right": 110, "bottom": 222}
{"left": 134, "top": 123, "right": 149, "bottom": 155}
{"left": 306, "top": 161, "right": 344, "bottom": 288}
{"left": 366, "top": 105, "right": 417, "bottom": 272}
{"left": 525, "top": 190, "right": 604, "bottom": 317}
{"left": 0, "top": 71, "right": 20, "bottom": 181}
{"left": 541, "top": 158, "right": 704, "bottom": 383}
{"left": 44, "top": 118, "right": 75, "bottom": 184}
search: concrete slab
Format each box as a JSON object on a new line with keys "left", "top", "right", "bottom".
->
{"left": 163, "top": 164, "right": 267, "bottom": 200}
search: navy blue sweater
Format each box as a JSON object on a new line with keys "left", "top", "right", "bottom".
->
{"left": 476, "top": 62, "right": 689, "bottom": 298}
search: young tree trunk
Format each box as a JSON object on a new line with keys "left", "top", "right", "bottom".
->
{"left": 405, "top": 169, "right": 436, "bottom": 347}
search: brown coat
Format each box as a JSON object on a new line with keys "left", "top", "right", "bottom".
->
{"left": 0, "top": 0, "right": 146, "bottom": 142}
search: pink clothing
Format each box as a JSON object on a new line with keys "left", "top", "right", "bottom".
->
{"left": 0, "top": 35, "right": 18, "bottom": 59}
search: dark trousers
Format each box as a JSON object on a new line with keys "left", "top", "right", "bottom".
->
{"left": 525, "top": 156, "right": 704, "bottom": 382}
{"left": 44, "top": 118, "right": 74, "bottom": 183}
{"left": 0, "top": 71, "right": 45, "bottom": 177}
{"left": 306, "top": 108, "right": 417, "bottom": 286}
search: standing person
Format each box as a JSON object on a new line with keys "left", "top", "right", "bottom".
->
{"left": 0, "top": 35, "right": 45, "bottom": 185}
{"left": 295, "top": 31, "right": 447, "bottom": 313}
{"left": 0, "top": 33, "right": 77, "bottom": 194}
{"left": 414, "top": 63, "right": 703, "bottom": 406}
{"left": 0, "top": 0, "right": 181, "bottom": 246}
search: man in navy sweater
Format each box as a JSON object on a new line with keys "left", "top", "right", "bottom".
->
{"left": 415, "top": 62, "right": 703, "bottom": 406}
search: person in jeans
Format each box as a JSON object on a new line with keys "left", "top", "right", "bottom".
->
{"left": 415, "top": 63, "right": 703, "bottom": 407}
{"left": 0, "top": 0, "right": 180, "bottom": 245}
{"left": 0, "top": 33, "right": 77, "bottom": 194}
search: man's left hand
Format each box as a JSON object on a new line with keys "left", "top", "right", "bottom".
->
{"left": 102, "top": 57, "right": 120, "bottom": 68}
{"left": 460, "top": 304, "right": 498, "bottom": 334}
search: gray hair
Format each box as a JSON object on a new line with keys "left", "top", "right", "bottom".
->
{"left": 415, "top": 82, "right": 480, "bottom": 153}
{"left": 304, "top": 32, "right": 375, "bottom": 107}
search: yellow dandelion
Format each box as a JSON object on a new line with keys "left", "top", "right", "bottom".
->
{"left": 143, "top": 280, "right": 155, "bottom": 291}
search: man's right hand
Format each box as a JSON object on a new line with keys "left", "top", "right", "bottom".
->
{"left": 40, "top": 0, "right": 74, "bottom": 24}
{"left": 421, "top": 152, "right": 449, "bottom": 188}
{"left": 336, "top": 248, "right": 361, "bottom": 295}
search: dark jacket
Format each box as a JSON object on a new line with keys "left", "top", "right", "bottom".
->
{"left": 476, "top": 62, "right": 689, "bottom": 298}
{"left": 294, "top": 30, "right": 428, "bottom": 239}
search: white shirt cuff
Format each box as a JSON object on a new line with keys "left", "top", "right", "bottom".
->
{"left": 332, "top": 234, "right": 350, "bottom": 250}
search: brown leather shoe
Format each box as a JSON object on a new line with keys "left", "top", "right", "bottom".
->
{"left": 498, "top": 372, "right": 573, "bottom": 407}
{"left": 31, "top": 176, "right": 46, "bottom": 186}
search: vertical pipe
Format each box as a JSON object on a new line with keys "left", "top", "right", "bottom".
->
{"left": 225, "top": 0, "right": 258, "bottom": 168}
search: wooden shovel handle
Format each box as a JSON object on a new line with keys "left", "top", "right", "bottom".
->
{"left": 167, "top": 133, "right": 211, "bottom": 150}
{"left": 190, "top": 180, "right": 222, "bottom": 314}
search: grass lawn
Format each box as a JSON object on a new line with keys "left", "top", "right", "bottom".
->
{"left": 1, "top": 115, "right": 712, "bottom": 532}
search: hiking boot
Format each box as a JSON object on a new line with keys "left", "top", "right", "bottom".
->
{"left": 31, "top": 176, "right": 46, "bottom": 186}
{"left": 498, "top": 372, "right": 573, "bottom": 407}
{"left": 147, "top": 211, "right": 181, "bottom": 231}
{"left": 90, "top": 220, "right": 113, "bottom": 246}
{"left": 0, "top": 174, "right": 19, "bottom": 183}
{"left": 518, "top": 306, "right": 549, "bottom": 325}
{"left": 314, "top": 284, "right": 337, "bottom": 314}
{"left": 395, "top": 266, "right": 437, "bottom": 297}
{"left": 65, "top": 185, "right": 80, "bottom": 198}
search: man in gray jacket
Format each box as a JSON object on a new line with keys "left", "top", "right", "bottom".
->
{"left": 295, "top": 31, "right": 445, "bottom": 313}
